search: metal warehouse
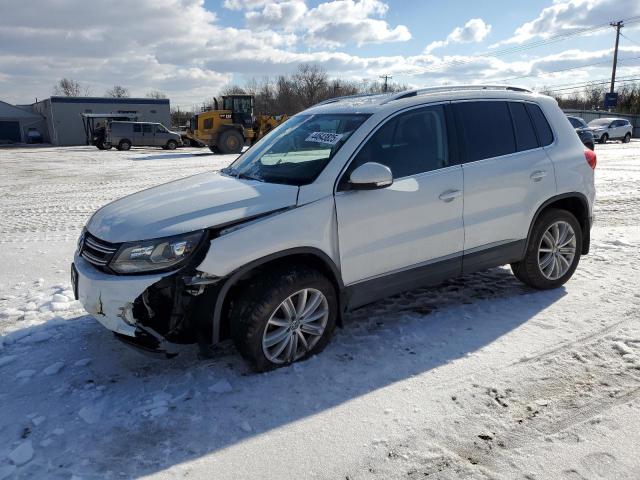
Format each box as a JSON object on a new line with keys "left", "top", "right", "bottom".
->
{"left": 0, "top": 100, "right": 47, "bottom": 144}
{"left": 30, "top": 96, "right": 171, "bottom": 146}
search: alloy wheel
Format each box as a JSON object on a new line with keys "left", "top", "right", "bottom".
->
{"left": 262, "top": 288, "right": 329, "bottom": 364}
{"left": 537, "top": 220, "right": 577, "bottom": 280}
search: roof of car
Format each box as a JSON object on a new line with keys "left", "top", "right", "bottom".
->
{"left": 303, "top": 85, "right": 548, "bottom": 116}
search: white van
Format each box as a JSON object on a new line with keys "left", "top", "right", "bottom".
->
{"left": 72, "top": 85, "right": 596, "bottom": 371}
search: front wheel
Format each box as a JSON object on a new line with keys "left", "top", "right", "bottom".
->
{"left": 511, "top": 208, "right": 582, "bottom": 290}
{"left": 166, "top": 140, "right": 178, "bottom": 150}
{"left": 599, "top": 133, "right": 608, "bottom": 144}
{"left": 230, "top": 267, "right": 338, "bottom": 372}
{"left": 623, "top": 133, "right": 631, "bottom": 143}
{"left": 218, "top": 130, "right": 243, "bottom": 154}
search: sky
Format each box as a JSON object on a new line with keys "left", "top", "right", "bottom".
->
{"left": 0, "top": 0, "right": 639, "bottom": 108}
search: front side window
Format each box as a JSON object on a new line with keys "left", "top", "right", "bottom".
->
{"left": 455, "top": 101, "right": 516, "bottom": 162}
{"left": 142, "top": 124, "right": 153, "bottom": 133}
{"left": 155, "top": 124, "right": 168, "bottom": 133}
{"left": 225, "top": 113, "right": 370, "bottom": 185}
{"left": 347, "top": 105, "right": 449, "bottom": 179}
{"left": 133, "top": 124, "right": 141, "bottom": 133}
{"left": 203, "top": 118, "right": 213, "bottom": 130}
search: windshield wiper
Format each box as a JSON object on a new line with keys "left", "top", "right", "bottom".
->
{"left": 220, "top": 167, "right": 262, "bottom": 182}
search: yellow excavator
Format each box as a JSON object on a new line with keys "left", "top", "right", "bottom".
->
{"left": 182, "top": 94, "right": 288, "bottom": 153}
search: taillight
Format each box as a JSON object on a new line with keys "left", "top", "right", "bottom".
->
{"left": 584, "top": 148, "right": 596, "bottom": 169}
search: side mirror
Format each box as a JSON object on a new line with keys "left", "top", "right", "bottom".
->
{"left": 348, "top": 162, "right": 393, "bottom": 190}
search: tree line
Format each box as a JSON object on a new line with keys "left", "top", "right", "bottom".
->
{"left": 541, "top": 82, "right": 640, "bottom": 114}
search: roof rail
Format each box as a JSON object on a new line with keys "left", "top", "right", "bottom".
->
{"left": 380, "top": 85, "right": 532, "bottom": 105}
{"left": 313, "top": 92, "right": 389, "bottom": 107}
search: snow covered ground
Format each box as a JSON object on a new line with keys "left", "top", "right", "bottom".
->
{"left": 0, "top": 143, "right": 639, "bottom": 479}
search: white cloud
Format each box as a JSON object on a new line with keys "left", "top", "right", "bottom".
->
{"left": 240, "top": 0, "right": 411, "bottom": 47}
{"left": 425, "top": 18, "right": 492, "bottom": 53}
{"left": 1, "top": 0, "right": 637, "bottom": 108}
{"left": 496, "top": 0, "right": 640, "bottom": 46}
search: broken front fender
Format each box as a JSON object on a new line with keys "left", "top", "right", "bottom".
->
{"left": 73, "top": 255, "right": 171, "bottom": 337}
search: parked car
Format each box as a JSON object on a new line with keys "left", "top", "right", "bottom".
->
{"left": 566, "top": 116, "right": 595, "bottom": 150}
{"left": 26, "top": 127, "right": 43, "bottom": 144}
{"left": 107, "top": 121, "right": 183, "bottom": 151}
{"left": 72, "top": 86, "right": 596, "bottom": 371}
{"left": 587, "top": 117, "right": 633, "bottom": 144}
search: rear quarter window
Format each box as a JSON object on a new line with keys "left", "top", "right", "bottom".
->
{"left": 454, "top": 101, "right": 516, "bottom": 162}
{"left": 526, "top": 104, "right": 554, "bottom": 146}
{"left": 509, "top": 102, "right": 539, "bottom": 151}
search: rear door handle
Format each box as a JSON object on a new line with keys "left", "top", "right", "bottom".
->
{"left": 439, "top": 189, "right": 462, "bottom": 202}
{"left": 530, "top": 170, "right": 547, "bottom": 182}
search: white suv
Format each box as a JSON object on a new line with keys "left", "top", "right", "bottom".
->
{"left": 587, "top": 117, "right": 633, "bottom": 144}
{"left": 72, "top": 85, "right": 596, "bottom": 371}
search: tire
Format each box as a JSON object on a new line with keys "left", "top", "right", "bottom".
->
{"left": 182, "top": 138, "right": 191, "bottom": 147}
{"left": 166, "top": 140, "right": 178, "bottom": 150}
{"left": 96, "top": 143, "right": 106, "bottom": 150}
{"left": 623, "top": 133, "right": 631, "bottom": 143}
{"left": 599, "top": 133, "right": 608, "bottom": 144}
{"left": 511, "top": 208, "right": 582, "bottom": 290}
{"left": 119, "top": 140, "right": 131, "bottom": 151}
{"left": 218, "top": 130, "right": 244, "bottom": 154}
{"left": 230, "top": 266, "right": 338, "bottom": 372}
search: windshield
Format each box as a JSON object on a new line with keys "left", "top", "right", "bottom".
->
{"left": 588, "top": 119, "right": 611, "bottom": 127}
{"left": 223, "top": 113, "right": 370, "bottom": 185}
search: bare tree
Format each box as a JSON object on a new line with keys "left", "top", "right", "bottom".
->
{"left": 53, "top": 78, "right": 90, "bottom": 97}
{"left": 105, "top": 85, "right": 130, "bottom": 98}
{"left": 146, "top": 90, "right": 167, "bottom": 99}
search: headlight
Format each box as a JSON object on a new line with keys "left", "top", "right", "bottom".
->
{"left": 110, "top": 231, "right": 205, "bottom": 274}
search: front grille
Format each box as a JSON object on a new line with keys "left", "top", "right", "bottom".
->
{"left": 80, "top": 233, "right": 120, "bottom": 270}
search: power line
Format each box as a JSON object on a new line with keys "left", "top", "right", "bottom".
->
{"left": 494, "top": 55, "right": 640, "bottom": 83}
{"left": 620, "top": 32, "right": 640, "bottom": 46}
{"left": 542, "top": 76, "right": 640, "bottom": 94}
{"left": 416, "top": 16, "right": 640, "bottom": 75}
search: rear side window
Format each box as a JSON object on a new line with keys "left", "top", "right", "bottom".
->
{"left": 567, "top": 117, "right": 581, "bottom": 128}
{"left": 348, "top": 104, "right": 449, "bottom": 179}
{"left": 526, "top": 104, "right": 554, "bottom": 146}
{"left": 509, "top": 102, "right": 539, "bottom": 151}
{"left": 455, "top": 101, "right": 516, "bottom": 162}
{"left": 133, "top": 124, "right": 141, "bottom": 133}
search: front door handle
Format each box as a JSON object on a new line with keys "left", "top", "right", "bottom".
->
{"left": 439, "top": 189, "right": 462, "bottom": 202}
{"left": 530, "top": 170, "right": 547, "bottom": 182}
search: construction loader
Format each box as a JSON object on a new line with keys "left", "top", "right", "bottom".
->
{"left": 182, "top": 94, "right": 288, "bottom": 153}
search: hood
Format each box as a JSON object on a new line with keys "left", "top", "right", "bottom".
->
{"left": 87, "top": 172, "right": 299, "bottom": 243}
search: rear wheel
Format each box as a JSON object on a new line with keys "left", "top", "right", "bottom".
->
{"left": 166, "top": 140, "right": 178, "bottom": 150}
{"left": 623, "top": 132, "right": 631, "bottom": 143}
{"left": 118, "top": 140, "right": 131, "bottom": 151}
{"left": 230, "top": 266, "right": 338, "bottom": 372}
{"left": 511, "top": 208, "right": 582, "bottom": 290}
{"left": 599, "top": 133, "right": 608, "bottom": 144}
{"left": 218, "top": 130, "right": 243, "bottom": 154}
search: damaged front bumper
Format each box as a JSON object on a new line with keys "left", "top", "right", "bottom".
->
{"left": 72, "top": 254, "right": 215, "bottom": 357}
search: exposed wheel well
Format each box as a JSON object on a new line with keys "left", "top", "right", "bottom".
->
{"left": 530, "top": 194, "right": 591, "bottom": 255}
{"left": 216, "top": 252, "right": 344, "bottom": 342}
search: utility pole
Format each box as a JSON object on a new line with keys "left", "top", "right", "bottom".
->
{"left": 610, "top": 20, "right": 624, "bottom": 93}
{"left": 379, "top": 74, "right": 392, "bottom": 93}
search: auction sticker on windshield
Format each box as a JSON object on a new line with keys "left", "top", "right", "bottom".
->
{"left": 305, "top": 132, "right": 344, "bottom": 145}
